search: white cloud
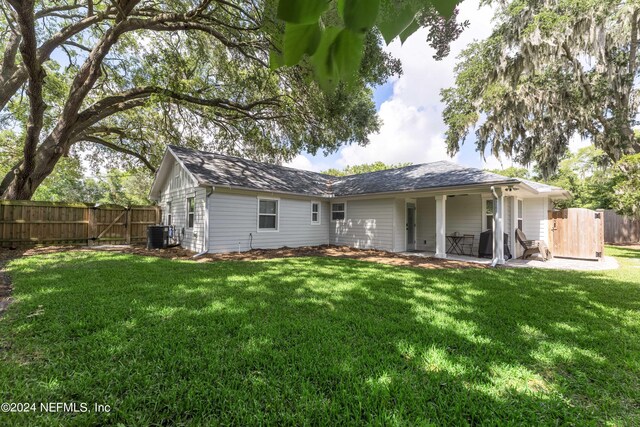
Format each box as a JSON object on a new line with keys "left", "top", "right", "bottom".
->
{"left": 338, "top": 99, "right": 456, "bottom": 166}
{"left": 337, "top": 0, "right": 496, "bottom": 168}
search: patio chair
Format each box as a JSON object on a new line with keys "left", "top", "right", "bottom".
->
{"left": 461, "top": 234, "right": 474, "bottom": 256}
{"left": 515, "top": 228, "right": 551, "bottom": 261}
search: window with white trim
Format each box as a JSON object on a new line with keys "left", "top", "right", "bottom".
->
{"left": 311, "top": 202, "right": 320, "bottom": 224}
{"left": 166, "top": 201, "right": 172, "bottom": 226}
{"left": 517, "top": 199, "right": 523, "bottom": 231}
{"left": 186, "top": 197, "right": 195, "bottom": 228}
{"left": 484, "top": 199, "right": 494, "bottom": 231}
{"left": 258, "top": 199, "right": 278, "bottom": 230}
{"left": 331, "top": 203, "right": 345, "bottom": 221}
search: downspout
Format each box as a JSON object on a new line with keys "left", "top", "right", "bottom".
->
{"left": 193, "top": 186, "right": 213, "bottom": 258}
{"left": 490, "top": 186, "right": 501, "bottom": 268}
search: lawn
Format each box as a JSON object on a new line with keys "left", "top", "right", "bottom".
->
{"left": 1, "top": 247, "right": 639, "bottom": 426}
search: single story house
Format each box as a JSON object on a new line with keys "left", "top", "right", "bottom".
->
{"left": 149, "top": 145, "right": 570, "bottom": 264}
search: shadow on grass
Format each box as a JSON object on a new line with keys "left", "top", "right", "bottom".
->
{"left": 606, "top": 244, "right": 640, "bottom": 259}
{"left": 1, "top": 251, "right": 639, "bottom": 425}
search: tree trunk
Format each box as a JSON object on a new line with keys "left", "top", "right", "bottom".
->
{"left": 1, "top": 142, "right": 64, "bottom": 200}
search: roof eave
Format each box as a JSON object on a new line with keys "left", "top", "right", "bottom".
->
{"left": 201, "top": 182, "right": 333, "bottom": 199}
{"left": 332, "top": 179, "right": 522, "bottom": 198}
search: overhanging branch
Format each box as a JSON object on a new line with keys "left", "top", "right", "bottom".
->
{"left": 78, "top": 135, "right": 157, "bottom": 173}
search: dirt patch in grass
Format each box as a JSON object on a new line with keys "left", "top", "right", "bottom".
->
{"left": 201, "top": 245, "right": 486, "bottom": 269}
{"left": 0, "top": 244, "right": 485, "bottom": 270}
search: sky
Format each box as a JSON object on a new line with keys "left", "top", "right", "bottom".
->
{"left": 285, "top": 0, "right": 591, "bottom": 173}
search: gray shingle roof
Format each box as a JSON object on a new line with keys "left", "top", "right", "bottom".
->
{"left": 169, "top": 145, "right": 334, "bottom": 196}
{"left": 331, "top": 162, "right": 519, "bottom": 196}
{"left": 517, "top": 178, "right": 563, "bottom": 193}
{"left": 167, "top": 146, "right": 553, "bottom": 197}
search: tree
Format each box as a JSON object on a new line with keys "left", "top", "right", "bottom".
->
{"left": 485, "top": 167, "right": 530, "bottom": 179}
{"left": 441, "top": 0, "right": 640, "bottom": 177}
{"left": 32, "top": 156, "right": 105, "bottom": 203}
{"left": 32, "top": 158, "right": 153, "bottom": 204}
{"left": 541, "top": 147, "right": 616, "bottom": 210}
{"left": 272, "top": 0, "right": 468, "bottom": 88}
{"left": 98, "top": 168, "right": 153, "bottom": 205}
{"left": 322, "top": 161, "right": 412, "bottom": 176}
{"left": 0, "top": 0, "right": 467, "bottom": 201}
{"left": 487, "top": 147, "right": 619, "bottom": 210}
{"left": 612, "top": 154, "right": 640, "bottom": 216}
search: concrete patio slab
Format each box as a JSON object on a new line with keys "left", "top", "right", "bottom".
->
{"left": 400, "top": 251, "right": 619, "bottom": 271}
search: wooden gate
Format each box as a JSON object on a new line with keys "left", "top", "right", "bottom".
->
{"left": 548, "top": 208, "right": 604, "bottom": 260}
{"left": 0, "top": 201, "right": 161, "bottom": 247}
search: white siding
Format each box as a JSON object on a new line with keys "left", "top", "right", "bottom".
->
{"left": 523, "top": 196, "right": 549, "bottom": 243}
{"left": 416, "top": 197, "right": 436, "bottom": 251}
{"left": 414, "top": 195, "right": 484, "bottom": 254}
{"left": 209, "top": 191, "right": 329, "bottom": 253}
{"left": 158, "top": 161, "right": 206, "bottom": 252}
{"left": 329, "top": 198, "right": 395, "bottom": 251}
{"left": 392, "top": 199, "right": 405, "bottom": 252}
{"left": 444, "top": 194, "right": 483, "bottom": 255}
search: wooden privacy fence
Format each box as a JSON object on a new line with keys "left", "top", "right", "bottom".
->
{"left": 0, "top": 200, "right": 161, "bottom": 247}
{"left": 602, "top": 209, "right": 640, "bottom": 243}
{"left": 548, "top": 208, "right": 604, "bottom": 261}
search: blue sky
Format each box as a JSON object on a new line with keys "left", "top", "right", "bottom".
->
{"left": 285, "top": 0, "right": 589, "bottom": 173}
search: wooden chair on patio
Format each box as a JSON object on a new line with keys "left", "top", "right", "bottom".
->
{"left": 461, "top": 234, "right": 474, "bottom": 256}
{"left": 515, "top": 228, "right": 551, "bottom": 261}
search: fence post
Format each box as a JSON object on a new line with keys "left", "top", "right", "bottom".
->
{"left": 596, "top": 209, "right": 605, "bottom": 259}
{"left": 125, "top": 208, "right": 132, "bottom": 244}
{"left": 88, "top": 206, "right": 97, "bottom": 246}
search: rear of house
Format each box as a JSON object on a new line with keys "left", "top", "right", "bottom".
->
{"left": 149, "top": 146, "right": 569, "bottom": 263}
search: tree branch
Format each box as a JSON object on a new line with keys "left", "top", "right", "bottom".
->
{"left": 77, "top": 135, "right": 157, "bottom": 173}
{"left": 70, "top": 86, "right": 282, "bottom": 139}
{"left": 561, "top": 42, "right": 610, "bottom": 133}
{"left": 0, "top": 11, "right": 108, "bottom": 111}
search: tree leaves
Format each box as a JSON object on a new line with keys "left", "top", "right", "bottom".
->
{"left": 277, "top": 0, "right": 330, "bottom": 24}
{"left": 284, "top": 22, "right": 322, "bottom": 66}
{"left": 331, "top": 29, "right": 365, "bottom": 79}
{"left": 431, "top": 0, "right": 459, "bottom": 18}
{"left": 377, "top": 4, "right": 419, "bottom": 44}
{"left": 273, "top": 0, "right": 464, "bottom": 89}
{"left": 400, "top": 19, "right": 421, "bottom": 44}
{"left": 310, "top": 27, "right": 342, "bottom": 88}
{"left": 441, "top": 0, "right": 640, "bottom": 176}
{"left": 338, "top": 0, "right": 380, "bottom": 33}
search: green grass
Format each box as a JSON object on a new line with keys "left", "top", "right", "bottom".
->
{"left": 1, "top": 247, "right": 639, "bottom": 426}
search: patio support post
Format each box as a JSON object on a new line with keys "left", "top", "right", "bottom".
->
{"left": 492, "top": 187, "right": 505, "bottom": 265}
{"left": 435, "top": 195, "right": 447, "bottom": 258}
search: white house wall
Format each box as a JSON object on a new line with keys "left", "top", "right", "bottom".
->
{"left": 392, "top": 199, "right": 405, "bottom": 252}
{"left": 329, "top": 198, "right": 394, "bottom": 251}
{"left": 208, "top": 190, "right": 330, "bottom": 253}
{"left": 444, "top": 194, "right": 483, "bottom": 255}
{"left": 416, "top": 197, "right": 436, "bottom": 251}
{"left": 158, "top": 161, "right": 206, "bottom": 252}
{"left": 523, "top": 196, "right": 549, "bottom": 243}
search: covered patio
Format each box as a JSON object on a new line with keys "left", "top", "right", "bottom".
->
{"left": 395, "top": 180, "right": 567, "bottom": 266}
